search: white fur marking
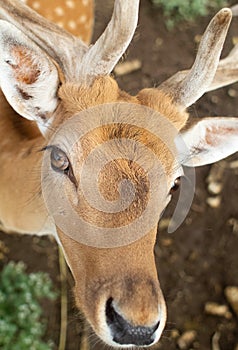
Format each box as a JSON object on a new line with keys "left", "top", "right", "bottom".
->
{"left": 55, "top": 7, "right": 65, "bottom": 17}
{"left": 32, "top": 1, "right": 40, "bottom": 10}
{"left": 68, "top": 20, "right": 77, "bottom": 30}
{"left": 56, "top": 21, "right": 64, "bottom": 28}
{"left": 66, "top": 0, "right": 75, "bottom": 9}
{"left": 79, "top": 15, "right": 87, "bottom": 24}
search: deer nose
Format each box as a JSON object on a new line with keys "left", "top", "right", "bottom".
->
{"left": 106, "top": 298, "right": 159, "bottom": 346}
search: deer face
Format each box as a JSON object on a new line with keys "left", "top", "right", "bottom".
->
{"left": 40, "top": 80, "right": 186, "bottom": 346}
{"left": 1, "top": 0, "right": 238, "bottom": 348}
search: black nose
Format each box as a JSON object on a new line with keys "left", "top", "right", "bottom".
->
{"left": 106, "top": 298, "right": 159, "bottom": 346}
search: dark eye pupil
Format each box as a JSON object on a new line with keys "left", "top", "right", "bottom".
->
{"left": 51, "top": 148, "right": 69, "bottom": 171}
{"left": 170, "top": 177, "right": 181, "bottom": 194}
{"left": 49, "top": 146, "right": 77, "bottom": 186}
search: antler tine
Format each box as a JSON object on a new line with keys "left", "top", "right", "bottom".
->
{"left": 207, "top": 4, "right": 238, "bottom": 92}
{"left": 159, "top": 8, "right": 232, "bottom": 109}
{"left": 158, "top": 43, "right": 238, "bottom": 94}
{"left": 207, "top": 43, "right": 238, "bottom": 91}
{"left": 79, "top": 0, "right": 140, "bottom": 79}
{"left": 0, "top": 0, "right": 88, "bottom": 79}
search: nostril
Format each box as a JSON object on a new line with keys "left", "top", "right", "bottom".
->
{"left": 106, "top": 298, "right": 159, "bottom": 346}
{"left": 106, "top": 297, "right": 122, "bottom": 326}
{"left": 106, "top": 297, "right": 130, "bottom": 330}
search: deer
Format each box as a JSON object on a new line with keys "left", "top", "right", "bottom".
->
{"left": 0, "top": 0, "right": 238, "bottom": 348}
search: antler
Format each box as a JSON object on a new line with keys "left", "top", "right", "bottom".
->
{"left": 0, "top": 0, "right": 140, "bottom": 82}
{"left": 159, "top": 8, "right": 232, "bottom": 108}
{"left": 208, "top": 4, "right": 238, "bottom": 92}
{"left": 208, "top": 43, "right": 238, "bottom": 91}
{"left": 162, "top": 42, "right": 238, "bottom": 94}
{"left": 80, "top": 0, "right": 140, "bottom": 79}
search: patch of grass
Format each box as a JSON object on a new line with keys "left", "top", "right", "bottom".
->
{"left": 151, "top": 0, "right": 229, "bottom": 29}
{"left": 0, "top": 261, "right": 57, "bottom": 350}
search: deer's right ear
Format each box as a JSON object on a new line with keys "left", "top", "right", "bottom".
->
{"left": 0, "top": 20, "right": 59, "bottom": 133}
{"left": 176, "top": 117, "right": 238, "bottom": 167}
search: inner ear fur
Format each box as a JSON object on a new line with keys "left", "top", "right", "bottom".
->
{"left": 0, "top": 20, "right": 59, "bottom": 129}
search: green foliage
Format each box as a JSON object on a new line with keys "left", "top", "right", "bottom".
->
{"left": 151, "top": 0, "right": 228, "bottom": 29}
{"left": 0, "top": 261, "right": 57, "bottom": 350}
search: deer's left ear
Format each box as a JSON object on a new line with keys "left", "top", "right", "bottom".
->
{"left": 176, "top": 117, "right": 238, "bottom": 167}
{"left": 0, "top": 20, "right": 59, "bottom": 133}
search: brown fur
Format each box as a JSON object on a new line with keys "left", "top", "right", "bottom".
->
{"left": 26, "top": 0, "right": 94, "bottom": 44}
{"left": 58, "top": 226, "right": 161, "bottom": 329}
{"left": 57, "top": 77, "right": 188, "bottom": 130}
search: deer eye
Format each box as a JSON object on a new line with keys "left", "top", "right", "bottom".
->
{"left": 170, "top": 177, "right": 181, "bottom": 194}
{"left": 50, "top": 147, "right": 69, "bottom": 172}
{"left": 50, "top": 146, "right": 77, "bottom": 186}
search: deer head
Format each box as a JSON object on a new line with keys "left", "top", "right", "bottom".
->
{"left": 0, "top": 0, "right": 238, "bottom": 347}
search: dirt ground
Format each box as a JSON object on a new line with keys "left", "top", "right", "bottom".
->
{"left": 0, "top": 1, "right": 238, "bottom": 349}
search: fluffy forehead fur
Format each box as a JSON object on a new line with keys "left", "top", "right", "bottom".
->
{"left": 52, "top": 76, "right": 189, "bottom": 174}
{"left": 46, "top": 76, "right": 188, "bottom": 236}
{"left": 56, "top": 76, "right": 188, "bottom": 129}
